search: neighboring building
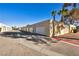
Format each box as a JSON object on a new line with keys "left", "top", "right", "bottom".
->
{"left": 0, "top": 23, "right": 12, "bottom": 32}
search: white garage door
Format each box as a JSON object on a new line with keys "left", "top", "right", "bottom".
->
{"left": 36, "top": 27, "right": 45, "bottom": 35}
{"left": 29, "top": 27, "right": 33, "bottom": 32}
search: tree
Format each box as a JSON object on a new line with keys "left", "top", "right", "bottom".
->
{"left": 51, "top": 10, "right": 56, "bottom": 37}
{"left": 58, "top": 6, "right": 70, "bottom": 33}
{"left": 63, "top": 3, "right": 78, "bottom": 24}
{"left": 63, "top": 3, "right": 77, "bottom": 9}
{"left": 58, "top": 7, "right": 69, "bottom": 23}
{"left": 63, "top": 3, "right": 71, "bottom": 8}
{"left": 62, "top": 3, "right": 78, "bottom": 33}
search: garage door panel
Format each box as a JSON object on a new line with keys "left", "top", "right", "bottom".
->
{"left": 36, "top": 27, "right": 45, "bottom": 35}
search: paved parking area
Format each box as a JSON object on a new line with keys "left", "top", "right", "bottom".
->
{"left": 1, "top": 31, "right": 79, "bottom": 56}
{"left": 1, "top": 35, "right": 79, "bottom": 56}
{"left": 0, "top": 36, "right": 45, "bottom": 56}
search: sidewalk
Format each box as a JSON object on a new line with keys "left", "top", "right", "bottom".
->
{"left": 53, "top": 32, "right": 79, "bottom": 45}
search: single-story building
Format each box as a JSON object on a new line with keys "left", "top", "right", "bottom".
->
{"left": 19, "top": 9, "right": 79, "bottom": 37}
{"left": 0, "top": 23, "right": 12, "bottom": 32}
{"left": 20, "top": 19, "right": 76, "bottom": 37}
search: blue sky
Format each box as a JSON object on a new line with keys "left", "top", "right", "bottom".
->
{"left": 0, "top": 3, "right": 64, "bottom": 26}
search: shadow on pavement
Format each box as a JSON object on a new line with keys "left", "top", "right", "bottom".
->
{"left": 0, "top": 30, "right": 58, "bottom": 45}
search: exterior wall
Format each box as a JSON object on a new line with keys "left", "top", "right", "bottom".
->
{"left": 26, "top": 20, "right": 57, "bottom": 37}
{"left": 26, "top": 25, "right": 34, "bottom": 32}
{"left": 29, "top": 27, "right": 33, "bottom": 32}
{"left": 55, "top": 25, "right": 69, "bottom": 36}
{"left": 36, "top": 27, "right": 45, "bottom": 34}
{"left": 26, "top": 20, "right": 50, "bottom": 36}
{"left": 0, "top": 26, "right": 12, "bottom": 32}
{"left": 60, "top": 25, "right": 69, "bottom": 35}
{"left": 49, "top": 20, "right": 69, "bottom": 37}
{"left": 32, "top": 20, "right": 50, "bottom": 36}
{"left": 69, "top": 24, "right": 76, "bottom": 33}
{"left": 20, "top": 26, "right": 27, "bottom": 31}
{"left": 49, "top": 20, "right": 53, "bottom": 37}
{"left": 6, "top": 27, "right": 12, "bottom": 32}
{"left": 21, "top": 20, "right": 76, "bottom": 37}
{"left": 1, "top": 26, "right": 6, "bottom": 32}
{"left": 49, "top": 19, "right": 58, "bottom": 37}
{"left": 55, "top": 24, "right": 76, "bottom": 36}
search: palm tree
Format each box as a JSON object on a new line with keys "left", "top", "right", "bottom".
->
{"left": 58, "top": 7, "right": 69, "bottom": 23}
{"left": 63, "top": 3, "right": 71, "bottom": 8}
{"left": 58, "top": 7, "right": 70, "bottom": 33}
{"left": 62, "top": 3, "right": 77, "bottom": 33}
{"left": 69, "top": 3, "right": 78, "bottom": 21}
{"left": 63, "top": 3, "right": 78, "bottom": 23}
{"left": 72, "top": 3, "right": 77, "bottom": 9}
{"left": 63, "top": 3, "right": 77, "bottom": 9}
{"left": 51, "top": 10, "right": 56, "bottom": 37}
